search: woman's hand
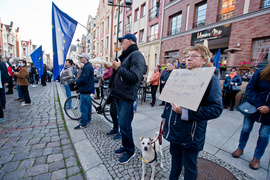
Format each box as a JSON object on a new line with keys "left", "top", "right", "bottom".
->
{"left": 230, "top": 82, "right": 234, "bottom": 85}
{"left": 258, "top": 105, "right": 270, "bottom": 114}
{"left": 171, "top": 102, "right": 182, "bottom": 114}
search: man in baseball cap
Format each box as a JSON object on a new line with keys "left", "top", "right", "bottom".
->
{"left": 118, "top": 33, "right": 137, "bottom": 44}
{"left": 77, "top": 53, "right": 90, "bottom": 60}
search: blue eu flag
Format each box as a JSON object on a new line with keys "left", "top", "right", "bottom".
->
{"left": 30, "top": 45, "right": 44, "bottom": 79}
{"left": 213, "top": 49, "right": 221, "bottom": 69}
{"left": 52, "top": 2, "right": 77, "bottom": 81}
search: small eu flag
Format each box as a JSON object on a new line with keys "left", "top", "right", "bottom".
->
{"left": 30, "top": 45, "right": 44, "bottom": 78}
{"left": 52, "top": 2, "right": 77, "bottom": 81}
{"left": 213, "top": 49, "right": 221, "bottom": 69}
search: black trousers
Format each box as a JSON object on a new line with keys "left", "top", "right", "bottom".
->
{"left": 0, "top": 98, "right": 3, "bottom": 118}
{"left": 110, "top": 98, "right": 118, "bottom": 131}
{"left": 151, "top": 85, "right": 158, "bottom": 104}
{"left": 7, "top": 76, "right": 13, "bottom": 93}
{"left": 20, "top": 86, "right": 31, "bottom": 103}
{"left": 41, "top": 75, "right": 46, "bottom": 85}
{"left": 225, "top": 91, "right": 237, "bottom": 108}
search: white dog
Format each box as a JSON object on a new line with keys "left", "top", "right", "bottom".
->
{"left": 139, "top": 132, "right": 163, "bottom": 180}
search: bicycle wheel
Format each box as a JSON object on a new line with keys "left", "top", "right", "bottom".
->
{"left": 64, "top": 95, "right": 81, "bottom": 120}
{"left": 102, "top": 102, "right": 112, "bottom": 123}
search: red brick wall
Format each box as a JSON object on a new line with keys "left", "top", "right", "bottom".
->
{"left": 160, "top": 34, "right": 191, "bottom": 64}
{"left": 234, "top": 0, "right": 245, "bottom": 16}
{"left": 249, "top": 0, "right": 261, "bottom": 12}
{"left": 229, "top": 14, "right": 270, "bottom": 66}
{"left": 206, "top": 0, "right": 219, "bottom": 24}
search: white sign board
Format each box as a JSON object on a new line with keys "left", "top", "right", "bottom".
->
{"left": 159, "top": 67, "right": 215, "bottom": 111}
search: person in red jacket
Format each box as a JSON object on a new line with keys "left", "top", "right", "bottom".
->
{"left": 149, "top": 67, "right": 160, "bottom": 107}
{"left": 102, "top": 62, "right": 113, "bottom": 84}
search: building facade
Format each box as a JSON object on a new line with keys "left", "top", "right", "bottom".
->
{"left": 161, "top": 0, "right": 270, "bottom": 71}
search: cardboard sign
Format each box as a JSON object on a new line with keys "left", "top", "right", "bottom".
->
{"left": 159, "top": 67, "right": 215, "bottom": 111}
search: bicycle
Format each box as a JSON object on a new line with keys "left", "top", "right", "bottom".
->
{"left": 64, "top": 85, "right": 112, "bottom": 123}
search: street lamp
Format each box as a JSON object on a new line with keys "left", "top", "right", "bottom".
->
{"left": 108, "top": 0, "right": 132, "bottom": 59}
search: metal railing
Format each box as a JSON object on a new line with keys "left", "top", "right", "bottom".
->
{"left": 168, "top": 27, "right": 181, "bottom": 36}
{"left": 193, "top": 19, "right": 206, "bottom": 28}
{"left": 149, "top": 5, "right": 159, "bottom": 21}
{"left": 217, "top": 10, "right": 234, "bottom": 21}
{"left": 125, "top": 23, "right": 131, "bottom": 33}
{"left": 147, "top": 33, "right": 159, "bottom": 42}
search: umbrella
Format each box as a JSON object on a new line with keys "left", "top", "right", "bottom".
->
{"left": 90, "top": 57, "right": 107, "bottom": 64}
{"left": 224, "top": 48, "right": 242, "bottom": 53}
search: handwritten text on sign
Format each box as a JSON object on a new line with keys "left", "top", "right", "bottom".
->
{"left": 159, "top": 67, "right": 215, "bottom": 111}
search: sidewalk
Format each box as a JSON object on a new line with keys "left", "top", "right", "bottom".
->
{"left": 57, "top": 82, "right": 269, "bottom": 180}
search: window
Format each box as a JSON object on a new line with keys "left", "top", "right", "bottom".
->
{"left": 218, "top": 0, "right": 235, "bottom": 21}
{"left": 141, "top": 4, "right": 146, "bottom": 17}
{"left": 134, "top": 32, "right": 138, "bottom": 42}
{"left": 194, "top": 2, "right": 207, "bottom": 28}
{"left": 114, "top": 25, "right": 117, "bottom": 35}
{"left": 140, "top": 29, "right": 145, "bottom": 42}
{"left": 106, "top": 36, "right": 109, "bottom": 49}
{"left": 261, "top": 0, "right": 270, "bottom": 8}
{"left": 165, "top": 51, "right": 179, "bottom": 64}
{"left": 126, "top": 15, "right": 131, "bottom": 33}
{"left": 169, "top": 13, "right": 182, "bottom": 35}
{"left": 149, "top": 24, "right": 158, "bottom": 41}
{"left": 106, "top": 16, "right": 110, "bottom": 29}
{"left": 101, "top": 22, "right": 104, "bottom": 33}
{"left": 101, "top": 40, "right": 103, "bottom": 52}
{"left": 149, "top": 0, "right": 160, "bottom": 20}
{"left": 250, "top": 37, "right": 270, "bottom": 67}
{"left": 135, "top": 9, "right": 139, "bottom": 21}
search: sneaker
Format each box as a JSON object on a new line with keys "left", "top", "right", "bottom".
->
{"left": 113, "top": 132, "right": 122, "bottom": 140}
{"left": 106, "top": 129, "right": 118, "bottom": 135}
{"left": 114, "top": 147, "right": 125, "bottom": 155}
{"left": 20, "top": 99, "right": 25, "bottom": 102}
{"left": 32, "top": 85, "right": 37, "bottom": 87}
{"left": 0, "top": 118, "right": 6, "bottom": 122}
{"left": 14, "top": 98, "right": 21, "bottom": 101}
{"left": 118, "top": 152, "right": 135, "bottom": 164}
{"left": 21, "top": 103, "right": 31, "bottom": 106}
{"left": 74, "top": 125, "right": 86, "bottom": 129}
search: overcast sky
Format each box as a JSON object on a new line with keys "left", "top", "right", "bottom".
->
{"left": 0, "top": 0, "right": 99, "bottom": 56}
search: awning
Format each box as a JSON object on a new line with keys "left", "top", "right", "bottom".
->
{"left": 224, "top": 48, "right": 242, "bottom": 53}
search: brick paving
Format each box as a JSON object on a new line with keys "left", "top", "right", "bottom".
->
{"left": 0, "top": 83, "right": 83, "bottom": 179}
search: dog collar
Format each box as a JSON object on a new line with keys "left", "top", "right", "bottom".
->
{"left": 141, "top": 156, "right": 156, "bottom": 164}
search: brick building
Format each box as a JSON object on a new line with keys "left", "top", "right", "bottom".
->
{"left": 161, "top": 0, "right": 270, "bottom": 71}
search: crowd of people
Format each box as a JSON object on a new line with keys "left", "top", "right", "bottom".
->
{"left": 0, "top": 32, "right": 269, "bottom": 178}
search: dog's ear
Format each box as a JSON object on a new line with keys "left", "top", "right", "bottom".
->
{"left": 139, "top": 137, "right": 144, "bottom": 141}
{"left": 149, "top": 137, "right": 154, "bottom": 141}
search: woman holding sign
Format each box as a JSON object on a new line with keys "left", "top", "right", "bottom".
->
{"left": 161, "top": 44, "right": 223, "bottom": 180}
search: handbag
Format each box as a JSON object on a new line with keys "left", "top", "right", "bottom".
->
{"left": 231, "top": 85, "right": 241, "bottom": 92}
{"left": 238, "top": 101, "right": 258, "bottom": 118}
{"left": 69, "top": 82, "right": 78, "bottom": 91}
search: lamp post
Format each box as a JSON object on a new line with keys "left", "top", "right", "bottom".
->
{"left": 76, "top": 38, "right": 85, "bottom": 54}
{"left": 108, "top": 0, "right": 132, "bottom": 59}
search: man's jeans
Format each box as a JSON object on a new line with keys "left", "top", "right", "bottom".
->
{"left": 238, "top": 116, "right": 270, "bottom": 159}
{"left": 16, "top": 84, "right": 23, "bottom": 99}
{"left": 80, "top": 94, "right": 92, "bottom": 126}
{"left": 116, "top": 99, "right": 135, "bottom": 154}
{"left": 169, "top": 142, "right": 199, "bottom": 180}
{"left": 64, "top": 84, "right": 71, "bottom": 107}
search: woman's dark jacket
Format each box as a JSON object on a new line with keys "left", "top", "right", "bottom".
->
{"left": 76, "top": 62, "right": 94, "bottom": 94}
{"left": 223, "top": 74, "right": 242, "bottom": 93}
{"left": 246, "top": 66, "right": 270, "bottom": 125}
{"left": 162, "top": 75, "right": 223, "bottom": 151}
{"left": 110, "top": 44, "right": 146, "bottom": 104}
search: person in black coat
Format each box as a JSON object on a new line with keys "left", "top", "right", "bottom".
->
{"left": 223, "top": 67, "right": 242, "bottom": 111}
{"left": 0, "top": 55, "right": 9, "bottom": 109}
{"left": 110, "top": 33, "right": 146, "bottom": 164}
{"left": 162, "top": 44, "right": 223, "bottom": 179}
{"left": 232, "top": 64, "right": 270, "bottom": 170}
{"left": 41, "top": 64, "right": 47, "bottom": 86}
{"left": 159, "top": 63, "right": 173, "bottom": 106}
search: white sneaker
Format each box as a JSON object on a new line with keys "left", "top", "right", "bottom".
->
{"left": 21, "top": 102, "right": 31, "bottom": 106}
{"left": 32, "top": 85, "right": 37, "bottom": 87}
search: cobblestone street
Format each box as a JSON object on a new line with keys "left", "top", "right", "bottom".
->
{"left": 0, "top": 83, "right": 84, "bottom": 180}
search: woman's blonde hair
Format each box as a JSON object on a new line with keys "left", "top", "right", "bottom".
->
{"left": 185, "top": 44, "right": 212, "bottom": 66}
{"left": 260, "top": 63, "right": 270, "bottom": 81}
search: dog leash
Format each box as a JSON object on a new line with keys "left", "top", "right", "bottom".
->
{"left": 151, "top": 121, "right": 164, "bottom": 145}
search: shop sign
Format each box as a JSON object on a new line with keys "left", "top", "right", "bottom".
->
{"left": 191, "top": 24, "right": 231, "bottom": 44}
